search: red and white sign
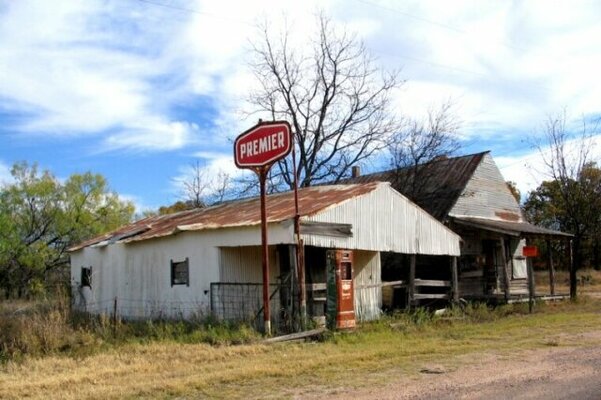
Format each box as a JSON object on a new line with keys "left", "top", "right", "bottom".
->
{"left": 234, "top": 121, "right": 292, "bottom": 168}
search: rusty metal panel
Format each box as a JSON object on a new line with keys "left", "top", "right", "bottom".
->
{"left": 69, "top": 183, "right": 381, "bottom": 252}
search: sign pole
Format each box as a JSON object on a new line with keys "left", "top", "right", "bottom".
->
{"left": 258, "top": 167, "right": 271, "bottom": 336}
{"left": 233, "top": 120, "right": 292, "bottom": 337}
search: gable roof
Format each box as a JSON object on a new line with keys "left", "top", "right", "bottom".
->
{"left": 341, "top": 152, "right": 488, "bottom": 220}
{"left": 69, "top": 182, "right": 382, "bottom": 252}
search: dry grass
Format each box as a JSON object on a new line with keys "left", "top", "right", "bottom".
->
{"left": 1, "top": 298, "right": 601, "bottom": 399}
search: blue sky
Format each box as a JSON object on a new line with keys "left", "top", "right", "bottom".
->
{"left": 1, "top": 0, "right": 600, "bottom": 211}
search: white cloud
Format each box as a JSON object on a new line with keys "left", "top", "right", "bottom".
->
{"left": 118, "top": 193, "right": 157, "bottom": 214}
{"left": 496, "top": 133, "right": 601, "bottom": 198}
{"left": 0, "top": 161, "right": 12, "bottom": 186}
{"left": 1, "top": 0, "right": 600, "bottom": 160}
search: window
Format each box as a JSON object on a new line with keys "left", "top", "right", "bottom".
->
{"left": 171, "top": 258, "right": 189, "bottom": 286}
{"left": 81, "top": 267, "right": 92, "bottom": 288}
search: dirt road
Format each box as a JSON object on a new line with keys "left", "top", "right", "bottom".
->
{"left": 304, "top": 331, "right": 601, "bottom": 400}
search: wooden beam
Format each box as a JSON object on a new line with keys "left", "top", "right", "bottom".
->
{"left": 547, "top": 239, "right": 556, "bottom": 296}
{"left": 263, "top": 328, "right": 326, "bottom": 344}
{"left": 356, "top": 280, "right": 406, "bottom": 290}
{"left": 408, "top": 255, "right": 416, "bottom": 307}
{"left": 413, "top": 293, "right": 450, "bottom": 300}
{"left": 299, "top": 221, "right": 352, "bottom": 237}
{"left": 414, "top": 279, "right": 451, "bottom": 287}
{"left": 451, "top": 256, "right": 459, "bottom": 302}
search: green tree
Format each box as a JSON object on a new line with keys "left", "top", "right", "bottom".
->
{"left": 524, "top": 163, "right": 601, "bottom": 274}
{"left": 0, "top": 162, "right": 134, "bottom": 298}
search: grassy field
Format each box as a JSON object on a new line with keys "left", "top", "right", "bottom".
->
{"left": 1, "top": 297, "right": 601, "bottom": 399}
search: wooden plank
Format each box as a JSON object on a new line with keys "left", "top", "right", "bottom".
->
{"left": 413, "top": 293, "right": 450, "bottom": 300}
{"left": 263, "top": 328, "right": 326, "bottom": 344}
{"left": 356, "top": 280, "right": 406, "bottom": 290}
{"left": 414, "top": 279, "right": 451, "bottom": 287}
{"left": 299, "top": 221, "right": 352, "bottom": 238}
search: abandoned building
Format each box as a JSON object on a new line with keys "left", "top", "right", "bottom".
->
{"left": 69, "top": 182, "right": 461, "bottom": 331}
{"left": 343, "top": 151, "right": 572, "bottom": 305}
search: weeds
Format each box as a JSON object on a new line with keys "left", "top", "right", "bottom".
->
{"left": 0, "top": 297, "right": 260, "bottom": 362}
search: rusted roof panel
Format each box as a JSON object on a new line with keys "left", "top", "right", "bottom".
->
{"left": 68, "top": 182, "right": 382, "bottom": 251}
{"left": 340, "top": 152, "right": 488, "bottom": 220}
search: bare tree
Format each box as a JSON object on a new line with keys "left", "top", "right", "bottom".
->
{"left": 247, "top": 12, "right": 403, "bottom": 189}
{"left": 174, "top": 162, "right": 234, "bottom": 209}
{"left": 179, "top": 161, "right": 210, "bottom": 209}
{"left": 388, "top": 101, "right": 461, "bottom": 201}
{"left": 534, "top": 110, "right": 599, "bottom": 298}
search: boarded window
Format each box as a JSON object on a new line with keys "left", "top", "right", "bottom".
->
{"left": 81, "top": 267, "right": 92, "bottom": 288}
{"left": 171, "top": 258, "right": 189, "bottom": 286}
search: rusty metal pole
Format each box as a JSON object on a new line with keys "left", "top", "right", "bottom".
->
{"left": 259, "top": 167, "right": 271, "bottom": 336}
{"left": 291, "top": 132, "right": 306, "bottom": 330}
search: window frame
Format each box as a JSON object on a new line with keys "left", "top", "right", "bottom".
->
{"left": 81, "top": 266, "right": 92, "bottom": 288}
{"left": 170, "top": 257, "right": 190, "bottom": 287}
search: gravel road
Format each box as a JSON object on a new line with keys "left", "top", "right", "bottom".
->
{"left": 304, "top": 330, "right": 601, "bottom": 400}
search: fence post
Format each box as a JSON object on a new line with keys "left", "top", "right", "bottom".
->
{"left": 112, "top": 297, "right": 118, "bottom": 334}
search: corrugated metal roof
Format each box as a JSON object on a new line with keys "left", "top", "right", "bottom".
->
{"left": 452, "top": 217, "right": 573, "bottom": 238}
{"left": 340, "top": 152, "right": 488, "bottom": 220}
{"left": 69, "top": 182, "right": 382, "bottom": 252}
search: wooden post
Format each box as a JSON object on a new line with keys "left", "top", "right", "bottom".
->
{"left": 567, "top": 239, "right": 576, "bottom": 299}
{"left": 450, "top": 256, "right": 459, "bottom": 302}
{"left": 547, "top": 239, "right": 555, "bottom": 296}
{"left": 112, "top": 296, "right": 118, "bottom": 334}
{"left": 527, "top": 254, "right": 535, "bottom": 313}
{"left": 500, "top": 237, "right": 510, "bottom": 303}
{"left": 407, "top": 255, "right": 416, "bottom": 308}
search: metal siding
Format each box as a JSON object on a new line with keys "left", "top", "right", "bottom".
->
{"left": 450, "top": 153, "right": 523, "bottom": 221}
{"left": 219, "top": 246, "right": 280, "bottom": 283}
{"left": 302, "top": 185, "right": 460, "bottom": 256}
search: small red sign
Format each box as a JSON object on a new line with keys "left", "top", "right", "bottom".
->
{"left": 234, "top": 121, "right": 292, "bottom": 168}
{"left": 523, "top": 246, "right": 538, "bottom": 257}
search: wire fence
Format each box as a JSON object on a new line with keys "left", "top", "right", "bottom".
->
{"left": 210, "top": 282, "right": 293, "bottom": 333}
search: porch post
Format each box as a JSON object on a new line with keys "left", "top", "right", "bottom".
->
{"left": 408, "top": 255, "right": 416, "bottom": 307}
{"left": 288, "top": 244, "right": 300, "bottom": 330}
{"left": 500, "top": 237, "right": 510, "bottom": 303}
{"left": 527, "top": 241, "right": 535, "bottom": 313}
{"left": 567, "top": 239, "right": 576, "bottom": 299}
{"left": 547, "top": 239, "right": 556, "bottom": 296}
{"left": 450, "top": 256, "right": 459, "bottom": 302}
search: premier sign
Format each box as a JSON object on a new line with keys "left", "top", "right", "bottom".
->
{"left": 234, "top": 121, "right": 292, "bottom": 168}
{"left": 233, "top": 120, "right": 293, "bottom": 336}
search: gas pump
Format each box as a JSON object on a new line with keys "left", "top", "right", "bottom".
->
{"left": 326, "top": 249, "right": 356, "bottom": 330}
